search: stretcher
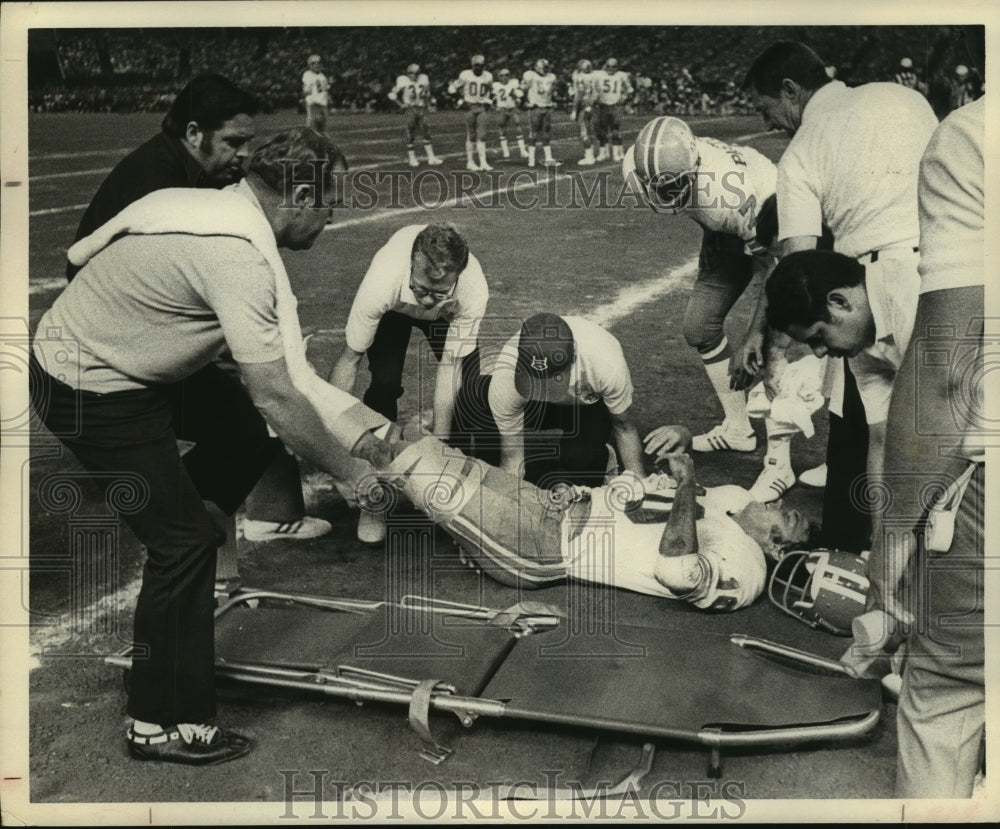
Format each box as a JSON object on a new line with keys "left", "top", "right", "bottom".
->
{"left": 106, "top": 587, "right": 882, "bottom": 780}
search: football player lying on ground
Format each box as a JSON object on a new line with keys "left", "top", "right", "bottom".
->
{"left": 376, "top": 426, "right": 815, "bottom": 611}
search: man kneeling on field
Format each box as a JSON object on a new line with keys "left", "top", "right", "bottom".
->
{"left": 378, "top": 429, "right": 813, "bottom": 611}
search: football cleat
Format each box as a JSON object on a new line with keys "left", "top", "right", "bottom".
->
{"left": 798, "top": 463, "right": 828, "bottom": 488}
{"left": 466, "top": 160, "right": 481, "bottom": 171}
{"left": 748, "top": 459, "right": 796, "bottom": 503}
{"left": 626, "top": 116, "right": 700, "bottom": 214}
{"left": 427, "top": 156, "right": 443, "bottom": 166}
{"left": 691, "top": 424, "right": 756, "bottom": 453}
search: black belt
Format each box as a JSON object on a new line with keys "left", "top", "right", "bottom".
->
{"left": 861, "top": 246, "right": 918, "bottom": 263}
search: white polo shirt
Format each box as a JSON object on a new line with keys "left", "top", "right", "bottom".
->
{"left": 848, "top": 256, "right": 921, "bottom": 424}
{"left": 777, "top": 81, "right": 938, "bottom": 258}
{"left": 343, "top": 224, "right": 489, "bottom": 361}
{"left": 488, "top": 315, "right": 634, "bottom": 437}
{"left": 918, "top": 97, "right": 985, "bottom": 294}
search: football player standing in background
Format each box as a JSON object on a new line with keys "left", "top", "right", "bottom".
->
{"left": 594, "top": 57, "right": 633, "bottom": 161}
{"left": 571, "top": 59, "right": 599, "bottom": 166}
{"left": 448, "top": 54, "right": 494, "bottom": 171}
{"left": 491, "top": 68, "right": 528, "bottom": 160}
{"left": 388, "top": 63, "right": 444, "bottom": 168}
{"left": 521, "top": 58, "right": 560, "bottom": 168}
{"left": 302, "top": 53, "right": 331, "bottom": 133}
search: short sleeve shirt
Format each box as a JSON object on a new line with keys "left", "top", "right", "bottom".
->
{"left": 848, "top": 254, "right": 921, "bottom": 424}
{"left": 488, "top": 315, "right": 634, "bottom": 436}
{"left": 35, "top": 234, "right": 283, "bottom": 393}
{"left": 777, "top": 81, "right": 938, "bottom": 258}
{"left": 918, "top": 97, "right": 985, "bottom": 294}
{"left": 343, "top": 224, "right": 489, "bottom": 361}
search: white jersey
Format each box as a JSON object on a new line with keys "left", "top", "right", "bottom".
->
{"left": 390, "top": 73, "right": 431, "bottom": 108}
{"left": 622, "top": 137, "right": 777, "bottom": 243}
{"left": 521, "top": 70, "right": 557, "bottom": 108}
{"left": 572, "top": 70, "right": 597, "bottom": 108}
{"left": 562, "top": 476, "right": 765, "bottom": 611}
{"left": 451, "top": 69, "right": 493, "bottom": 106}
{"left": 302, "top": 69, "right": 330, "bottom": 107}
{"left": 595, "top": 70, "right": 633, "bottom": 105}
{"left": 492, "top": 79, "right": 522, "bottom": 109}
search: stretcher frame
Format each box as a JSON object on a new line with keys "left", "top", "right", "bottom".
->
{"left": 106, "top": 585, "right": 882, "bottom": 780}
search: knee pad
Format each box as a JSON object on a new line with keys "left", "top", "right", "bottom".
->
{"left": 386, "top": 436, "right": 484, "bottom": 520}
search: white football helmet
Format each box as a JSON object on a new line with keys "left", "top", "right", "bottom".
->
{"left": 498, "top": 68, "right": 511, "bottom": 82}
{"left": 627, "top": 116, "right": 700, "bottom": 214}
{"left": 768, "top": 549, "right": 870, "bottom": 636}
{"left": 406, "top": 63, "right": 420, "bottom": 78}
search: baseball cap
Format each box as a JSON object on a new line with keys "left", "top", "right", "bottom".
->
{"left": 514, "top": 313, "right": 575, "bottom": 402}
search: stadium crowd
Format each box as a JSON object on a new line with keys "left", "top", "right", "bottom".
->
{"left": 30, "top": 25, "right": 979, "bottom": 117}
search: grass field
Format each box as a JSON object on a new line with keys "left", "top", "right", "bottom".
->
{"left": 17, "top": 108, "right": 900, "bottom": 807}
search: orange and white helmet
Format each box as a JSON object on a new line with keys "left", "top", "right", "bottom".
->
{"left": 626, "top": 116, "right": 700, "bottom": 214}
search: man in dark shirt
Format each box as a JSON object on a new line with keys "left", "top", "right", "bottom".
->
{"left": 66, "top": 74, "right": 331, "bottom": 542}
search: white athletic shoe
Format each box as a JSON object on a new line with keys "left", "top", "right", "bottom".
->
{"left": 479, "top": 161, "right": 494, "bottom": 171}
{"left": 748, "top": 459, "right": 796, "bottom": 503}
{"left": 798, "top": 463, "right": 828, "bottom": 488}
{"left": 357, "top": 510, "right": 387, "bottom": 545}
{"left": 427, "top": 157, "right": 443, "bottom": 166}
{"left": 408, "top": 158, "right": 420, "bottom": 168}
{"left": 544, "top": 158, "right": 562, "bottom": 167}
{"left": 466, "top": 160, "right": 481, "bottom": 171}
{"left": 243, "top": 515, "right": 332, "bottom": 543}
{"left": 596, "top": 148, "right": 610, "bottom": 161}
{"left": 577, "top": 156, "right": 596, "bottom": 166}
{"left": 691, "top": 424, "right": 757, "bottom": 453}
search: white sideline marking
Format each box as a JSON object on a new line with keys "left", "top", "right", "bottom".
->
{"left": 29, "top": 277, "right": 73, "bottom": 296}
{"left": 585, "top": 256, "right": 699, "bottom": 328}
{"left": 29, "top": 576, "right": 143, "bottom": 671}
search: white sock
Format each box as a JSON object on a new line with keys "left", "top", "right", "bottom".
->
{"left": 132, "top": 719, "right": 162, "bottom": 735}
{"left": 477, "top": 141, "right": 489, "bottom": 166}
{"left": 465, "top": 140, "right": 475, "bottom": 164}
{"left": 500, "top": 137, "right": 510, "bottom": 156}
{"left": 701, "top": 341, "right": 750, "bottom": 434}
{"left": 763, "top": 427, "right": 792, "bottom": 469}
{"left": 527, "top": 146, "right": 536, "bottom": 166}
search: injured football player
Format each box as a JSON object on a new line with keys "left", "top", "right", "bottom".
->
{"left": 373, "top": 426, "right": 815, "bottom": 611}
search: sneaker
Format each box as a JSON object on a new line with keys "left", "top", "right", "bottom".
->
{"left": 798, "top": 463, "right": 828, "bottom": 488}
{"left": 748, "top": 459, "right": 796, "bottom": 503}
{"left": 479, "top": 161, "right": 494, "bottom": 171}
{"left": 127, "top": 723, "right": 253, "bottom": 766}
{"left": 242, "top": 515, "right": 332, "bottom": 542}
{"left": 691, "top": 424, "right": 756, "bottom": 453}
{"left": 466, "top": 160, "right": 481, "bottom": 171}
{"left": 408, "top": 158, "right": 420, "bottom": 168}
{"left": 427, "top": 157, "right": 443, "bottom": 166}
{"left": 577, "top": 156, "right": 596, "bottom": 166}
{"left": 544, "top": 158, "right": 562, "bottom": 167}
{"left": 357, "top": 510, "right": 387, "bottom": 545}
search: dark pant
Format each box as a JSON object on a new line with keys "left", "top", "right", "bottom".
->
{"left": 362, "top": 311, "right": 485, "bottom": 454}
{"left": 31, "top": 358, "right": 280, "bottom": 725}
{"left": 822, "top": 360, "right": 872, "bottom": 552}
{"left": 464, "top": 375, "right": 613, "bottom": 489}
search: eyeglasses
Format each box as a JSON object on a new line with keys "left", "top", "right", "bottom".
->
{"left": 409, "top": 276, "right": 458, "bottom": 302}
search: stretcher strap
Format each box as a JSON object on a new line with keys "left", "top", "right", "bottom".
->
{"left": 408, "top": 679, "right": 453, "bottom": 764}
